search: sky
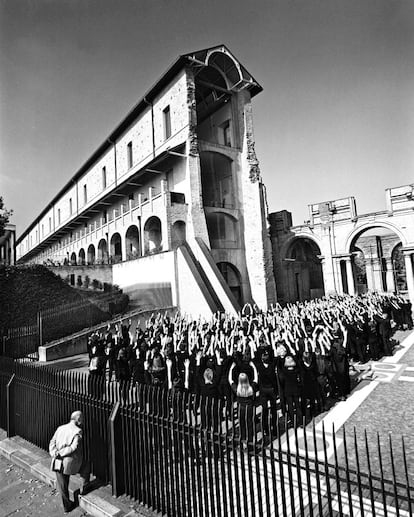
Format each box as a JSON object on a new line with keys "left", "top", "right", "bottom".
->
{"left": 1, "top": 0, "right": 413, "bottom": 236}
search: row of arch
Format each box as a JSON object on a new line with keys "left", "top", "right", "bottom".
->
{"left": 282, "top": 224, "right": 411, "bottom": 302}
{"left": 67, "top": 218, "right": 188, "bottom": 265}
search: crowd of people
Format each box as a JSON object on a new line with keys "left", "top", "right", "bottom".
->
{"left": 87, "top": 293, "right": 412, "bottom": 438}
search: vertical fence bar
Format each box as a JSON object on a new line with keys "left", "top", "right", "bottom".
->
{"left": 342, "top": 427, "right": 354, "bottom": 517}
{"left": 353, "top": 427, "right": 365, "bottom": 517}
{"left": 402, "top": 437, "right": 412, "bottom": 517}
{"left": 277, "top": 414, "right": 288, "bottom": 515}
{"left": 268, "top": 422, "right": 279, "bottom": 517}
{"left": 388, "top": 434, "right": 400, "bottom": 517}
{"left": 364, "top": 429, "right": 376, "bottom": 517}
{"left": 332, "top": 423, "right": 343, "bottom": 517}
{"left": 260, "top": 414, "right": 271, "bottom": 517}
{"left": 6, "top": 373, "right": 16, "bottom": 437}
{"left": 38, "top": 312, "right": 43, "bottom": 348}
{"left": 293, "top": 421, "right": 305, "bottom": 516}
{"left": 302, "top": 419, "right": 314, "bottom": 517}
{"left": 224, "top": 399, "right": 235, "bottom": 517}
{"left": 285, "top": 419, "right": 296, "bottom": 516}
{"left": 322, "top": 422, "right": 333, "bottom": 517}
{"left": 109, "top": 401, "right": 123, "bottom": 496}
{"left": 231, "top": 401, "right": 242, "bottom": 517}
{"left": 246, "top": 405, "right": 256, "bottom": 517}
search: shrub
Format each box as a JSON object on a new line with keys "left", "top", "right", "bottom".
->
{"left": 91, "top": 279, "right": 100, "bottom": 290}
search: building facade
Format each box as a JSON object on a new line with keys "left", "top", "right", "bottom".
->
{"left": 270, "top": 183, "right": 414, "bottom": 309}
{"left": 0, "top": 223, "right": 16, "bottom": 266}
{"left": 16, "top": 45, "right": 276, "bottom": 317}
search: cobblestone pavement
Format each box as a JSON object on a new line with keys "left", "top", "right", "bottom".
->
{"left": 0, "top": 454, "right": 89, "bottom": 517}
{"left": 339, "top": 330, "right": 414, "bottom": 486}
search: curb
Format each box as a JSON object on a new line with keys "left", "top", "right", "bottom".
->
{"left": 0, "top": 435, "right": 155, "bottom": 517}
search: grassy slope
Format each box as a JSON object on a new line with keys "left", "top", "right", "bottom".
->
{"left": 0, "top": 265, "right": 106, "bottom": 328}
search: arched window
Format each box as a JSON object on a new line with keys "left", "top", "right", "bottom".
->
{"left": 70, "top": 252, "right": 77, "bottom": 266}
{"left": 125, "top": 225, "right": 140, "bottom": 260}
{"left": 97, "top": 239, "right": 108, "bottom": 264}
{"left": 78, "top": 248, "right": 85, "bottom": 266}
{"left": 144, "top": 217, "right": 162, "bottom": 255}
{"left": 351, "top": 226, "right": 402, "bottom": 294}
{"left": 216, "top": 262, "right": 242, "bottom": 307}
{"left": 171, "top": 221, "right": 186, "bottom": 249}
{"left": 87, "top": 244, "right": 96, "bottom": 265}
{"left": 200, "top": 152, "right": 235, "bottom": 209}
{"left": 206, "top": 212, "right": 237, "bottom": 248}
{"left": 110, "top": 233, "right": 123, "bottom": 263}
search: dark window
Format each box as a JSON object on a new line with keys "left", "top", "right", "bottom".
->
{"left": 127, "top": 142, "right": 133, "bottom": 168}
{"left": 220, "top": 120, "right": 231, "bottom": 147}
{"left": 57, "top": 209, "right": 61, "bottom": 224}
{"left": 170, "top": 192, "right": 186, "bottom": 204}
{"left": 83, "top": 184, "right": 87, "bottom": 204}
{"left": 163, "top": 106, "right": 171, "bottom": 140}
{"left": 102, "top": 166, "right": 107, "bottom": 189}
{"left": 69, "top": 198, "right": 73, "bottom": 215}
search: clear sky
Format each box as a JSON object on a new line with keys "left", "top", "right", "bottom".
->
{"left": 1, "top": 0, "right": 413, "bottom": 236}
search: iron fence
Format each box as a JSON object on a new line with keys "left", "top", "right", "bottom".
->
{"left": 1, "top": 297, "right": 114, "bottom": 359}
{"left": 0, "top": 358, "right": 413, "bottom": 517}
{"left": 1, "top": 324, "right": 39, "bottom": 359}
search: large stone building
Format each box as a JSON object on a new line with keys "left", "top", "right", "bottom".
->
{"left": 270, "top": 184, "right": 414, "bottom": 308}
{"left": 15, "top": 45, "right": 276, "bottom": 318}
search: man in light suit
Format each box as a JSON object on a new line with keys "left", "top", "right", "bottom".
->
{"left": 49, "top": 411, "right": 89, "bottom": 513}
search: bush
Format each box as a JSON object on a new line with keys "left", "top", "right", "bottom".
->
{"left": 91, "top": 279, "right": 100, "bottom": 290}
{"left": 76, "top": 276, "right": 83, "bottom": 287}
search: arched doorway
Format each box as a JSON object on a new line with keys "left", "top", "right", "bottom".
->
{"left": 284, "top": 238, "right": 324, "bottom": 302}
{"left": 125, "top": 225, "right": 140, "bottom": 260}
{"left": 110, "top": 233, "right": 122, "bottom": 263}
{"left": 87, "top": 244, "right": 95, "bottom": 265}
{"left": 97, "top": 239, "right": 108, "bottom": 264}
{"left": 78, "top": 248, "right": 86, "bottom": 266}
{"left": 171, "top": 221, "right": 186, "bottom": 249}
{"left": 144, "top": 217, "right": 162, "bottom": 255}
{"left": 200, "top": 152, "right": 235, "bottom": 209}
{"left": 350, "top": 226, "right": 403, "bottom": 293}
{"left": 217, "top": 262, "right": 242, "bottom": 307}
{"left": 70, "top": 252, "right": 77, "bottom": 265}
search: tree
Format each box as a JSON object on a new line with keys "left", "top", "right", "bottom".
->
{"left": 0, "top": 197, "right": 13, "bottom": 236}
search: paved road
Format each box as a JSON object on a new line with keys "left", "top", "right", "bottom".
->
{"left": 0, "top": 454, "right": 89, "bottom": 517}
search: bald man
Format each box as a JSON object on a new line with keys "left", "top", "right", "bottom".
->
{"left": 49, "top": 411, "right": 89, "bottom": 513}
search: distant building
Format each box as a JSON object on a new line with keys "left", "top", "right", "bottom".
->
{"left": 0, "top": 223, "right": 16, "bottom": 265}
{"left": 270, "top": 184, "right": 414, "bottom": 309}
{"left": 15, "top": 45, "right": 276, "bottom": 317}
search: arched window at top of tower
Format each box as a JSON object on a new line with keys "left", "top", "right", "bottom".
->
{"left": 206, "top": 51, "right": 243, "bottom": 90}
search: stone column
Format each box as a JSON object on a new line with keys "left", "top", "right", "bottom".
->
{"left": 403, "top": 251, "right": 414, "bottom": 313}
{"left": 365, "top": 256, "right": 384, "bottom": 292}
{"left": 385, "top": 257, "right": 396, "bottom": 293}
{"left": 344, "top": 256, "right": 355, "bottom": 295}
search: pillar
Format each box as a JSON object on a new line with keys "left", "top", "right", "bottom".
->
{"left": 344, "top": 256, "right": 355, "bottom": 295}
{"left": 403, "top": 251, "right": 414, "bottom": 313}
{"left": 385, "top": 257, "right": 396, "bottom": 293}
{"left": 365, "top": 256, "right": 384, "bottom": 292}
